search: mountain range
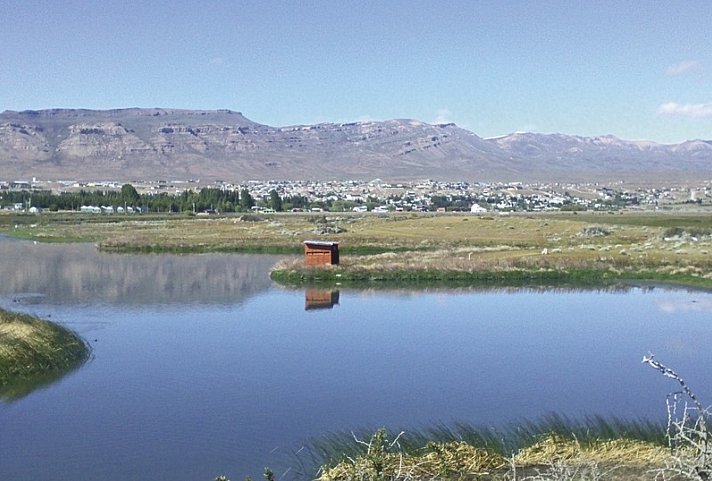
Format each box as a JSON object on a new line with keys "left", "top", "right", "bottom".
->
{"left": 1, "top": 108, "right": 710, "bottom": 183}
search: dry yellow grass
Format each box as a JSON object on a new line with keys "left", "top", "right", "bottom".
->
{"left": 318, "top": 441, "right": 507, "bottom": 481}
{"left": 513, "top": 435, "right": 671, "bottom": 467}
{"left": 318, "top": 435, "right": 675, "bottom": 481}
{"left": 0, "top": 321, "right": 36, "bottom": 342}
{"left": 0, "top": 212, "right": 690, "bottom": 247}
{"left": 6, "top": 212, "right": 712, "bottom": 286}
{"left": 0, "top": 308, "right": 89, "bottom": 386}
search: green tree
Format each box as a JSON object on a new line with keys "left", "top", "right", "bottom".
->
{"left": 268, "top": 189, "right": 283, "bottom": 211}
{"left": 283, "top": 195, "right": 308, "bottom": 210}
{"left": 239, "top": 188, "right": 254, "bottom": 211}
{"left": 120, "top": 184, "right": 140, "bottom": 204}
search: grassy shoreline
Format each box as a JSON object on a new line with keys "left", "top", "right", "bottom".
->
{"left": 270, "top": 265, "right": 712, "bottom": 290}
{"left": 0, "top": 308, "right": 90, "bottom": 398}
{"left": 3, "top": 210, "right": 712, "bottom": 290}
{"left": 308, "top": 420, "right": 672, "bottom": 481}
{"left": 270, "top": 250, "right": 712, "bottom": 290}
{"left": 305, "top": 357, "right": 712, "bottom": 481}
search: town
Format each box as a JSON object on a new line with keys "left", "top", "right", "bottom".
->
{"left": 1, "top": 177, "right": 709, "bottom": 214}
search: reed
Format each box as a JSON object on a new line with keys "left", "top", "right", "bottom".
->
{"left": 302, "top": 417, "right": 669, "bottom": 481}
{"left": 291, "top": 359, "right": 710, "bottom": 481}
{"left": 0, "top": 308, "right": 90, "bottom": 398}
{"left": 305, "top": 416, "right": 666, "bottom": 470}
{"left": 270, "top": 251, "right": 712, "bottom": 289}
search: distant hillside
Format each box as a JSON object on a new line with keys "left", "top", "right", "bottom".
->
{"left": 1, "top": 108, "right": 710, "bottom": 182}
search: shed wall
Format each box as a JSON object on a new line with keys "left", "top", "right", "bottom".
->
{"left": 304, "top": 243, "right": 339, "bottom": 266}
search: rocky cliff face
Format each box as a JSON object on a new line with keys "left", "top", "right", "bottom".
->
{"left": 1, "top": 108, "right": 710, "bottom": 182}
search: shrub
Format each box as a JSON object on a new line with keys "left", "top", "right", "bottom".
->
{"left": 579, "top": 226, "right": 610, "bottom": 238}
{"left": 643, "top": 355, "right": 711, "bottom": 480}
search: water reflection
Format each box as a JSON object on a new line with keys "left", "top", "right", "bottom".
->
{"left": 0, "top": 239, "right": 283, "bottom": 305}
{"left": 657, "top": 297, "right": 712, "bottom": 313}
{"left": 290, "top": 283, "right": 679, "bottom": 313}
{"left": 0, "top": 356, "right": 89, "bottom": 402}
{"left": 300, "top": 283, "right": 664, "bottom": 299}
{"left": 305, "top": 289, "right": 340, "bottom": 310}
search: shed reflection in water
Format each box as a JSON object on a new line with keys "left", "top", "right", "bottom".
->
{"left": 305, "top": 289, "right": 340, "bottom": 310}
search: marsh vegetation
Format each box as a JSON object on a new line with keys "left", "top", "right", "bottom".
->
{"left": 3, "top": 211, "right": 712, "bottom": 289}
{"left": 0, "top": 308, "right": 90, "bottom": 400}
{"left": 305, "top": 358, "right": 710, "bottom": 481}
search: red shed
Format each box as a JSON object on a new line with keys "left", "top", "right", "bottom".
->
{"left": 303, "top": 240, "right": 340, "bottom": 266}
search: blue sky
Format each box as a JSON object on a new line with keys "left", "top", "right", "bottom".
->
{"left": 1, "top": 0, "right": 710, "bottom": 143}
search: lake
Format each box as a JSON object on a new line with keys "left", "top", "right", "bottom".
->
{"left": 1, "top": 238, "right": 711, "bottom": 481}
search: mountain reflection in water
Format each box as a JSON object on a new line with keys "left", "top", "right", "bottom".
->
{"left": 0, "top": 240, "right": 284, "bottom": 305}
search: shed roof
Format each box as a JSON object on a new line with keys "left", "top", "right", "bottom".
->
{"left": 304, "top": 240, "right": 339, "bottom": 246}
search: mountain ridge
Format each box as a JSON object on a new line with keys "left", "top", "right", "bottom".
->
{"left": 1, "top": 108, "right": 710, "bottom": 182}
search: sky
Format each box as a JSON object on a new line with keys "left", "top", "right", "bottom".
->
{"left": 0, "top": 0, "right": 710, "bottom": 144}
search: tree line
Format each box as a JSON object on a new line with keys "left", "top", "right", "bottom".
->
{"left": 0, "top": 184, "right": 293, "bottom": 213}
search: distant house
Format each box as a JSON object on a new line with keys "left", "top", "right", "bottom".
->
{"left": 12, "top": 181, "right": 31, "bottom": 189}
{"left": 470, "top": 204, "right": 487, "bottom": 213}
{"left": 80, "top": 205, "right": 102, "bottom": 214}
{"left": 303, "top": 240, "right": 340, "bottom": 266}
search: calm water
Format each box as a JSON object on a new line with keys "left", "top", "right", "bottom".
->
{"left": 1, "top": 238, "right": 711, "bottom": 481}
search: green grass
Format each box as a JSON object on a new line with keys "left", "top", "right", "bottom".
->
{"left": 270, "top": 261, "right": 712, "bottom": 290}
{"left": 550, "top": 212, "right": 712, "bottom": 229}
{"left": 8, "top": 228, "right": 95, "bottom": 243}
{"left": 306, "top": 416, "right": 666, "bottom": 468}
{"left": 296, "top": 357, "right": 712, "bottom": 481}
{"left": 0, "top": 308, "right": 90, "bottom": 400}
{"left": 99, "top": 243, "right": 303, "bottom": 254}
{"left": 270, "top": 266, "right": 625, "bottom": 286}
{"left": 288, "top": 417, "right": 669, "bottom": 481}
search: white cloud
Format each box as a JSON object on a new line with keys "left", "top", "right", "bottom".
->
{"left": 657, "top": 102, "right": 712, "bottom": 118}
{"left": 657, "top": 298, "right": 712, "bottom": 314}
{"left": 208, "top": 57, "right": 225, "bottom": 66}
{"left": 665, "top": 60, "right": 703, "bottom": 77}
{"left": 433, "top": 109, "right": 452, "bottom": 125}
